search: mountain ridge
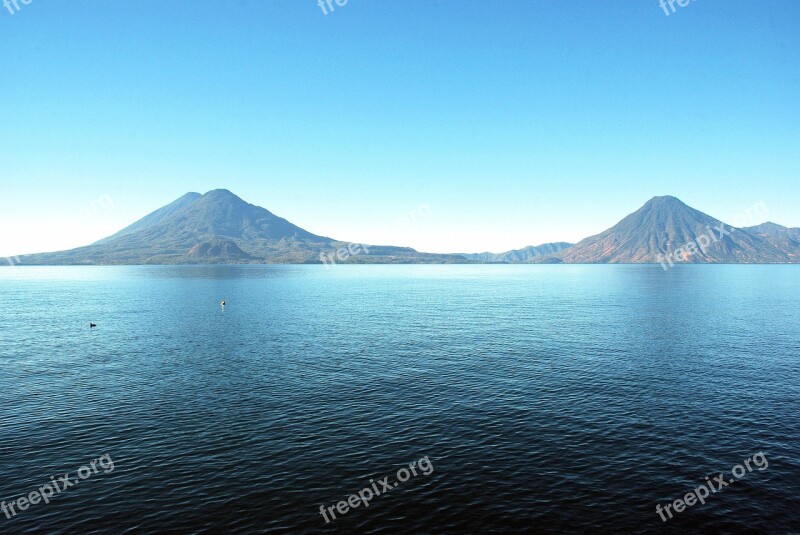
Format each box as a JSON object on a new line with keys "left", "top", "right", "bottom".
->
{"left": 11, "top": 192, "right": 800, "bottom": 265}
{"left": 458, "top": 242, "right": 573, "bottom": 263}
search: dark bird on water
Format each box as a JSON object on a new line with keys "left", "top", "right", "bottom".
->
{"left": 220, "top": 300, "right": 226, "bottom": 306}
{"left": 89, "top": 323, "right": 97, "bottom": 328}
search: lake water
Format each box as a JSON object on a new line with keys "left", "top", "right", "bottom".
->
{"left": 0, "top": 265, "right": 798, "bottom": 534}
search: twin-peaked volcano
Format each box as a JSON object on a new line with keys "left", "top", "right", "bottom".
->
{"left": 19, "top": 189, "right": 465, "bottom": 265}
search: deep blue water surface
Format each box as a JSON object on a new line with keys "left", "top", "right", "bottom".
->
{"left": 0, "top": 265, "right": 798, "bottom": 534}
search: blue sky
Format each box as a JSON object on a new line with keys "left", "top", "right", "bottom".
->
{"left": 1, "top": 0, "right": 798, "bottom": 256}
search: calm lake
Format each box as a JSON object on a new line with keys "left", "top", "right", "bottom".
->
{"left": 0, "top": 265, "right": 798, "bottom": 534}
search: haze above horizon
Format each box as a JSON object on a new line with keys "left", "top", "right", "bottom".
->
{"left": 1, "top": 0, "right": 799, "bottom": 256}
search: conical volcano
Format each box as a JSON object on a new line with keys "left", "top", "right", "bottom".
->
{"left": 557, "top": 196, "right": 791, "bottom": 264}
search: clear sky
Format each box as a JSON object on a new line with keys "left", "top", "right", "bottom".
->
{"left": 1, "top": 0, "right": 798, "bottom": 256}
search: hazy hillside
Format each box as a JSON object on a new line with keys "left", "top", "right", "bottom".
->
{"left": 459, "top": 243, "right": 573, "bottom": 263}
{"left": 93, "top": 192, "right": 202, "bottom": 245}
{"left": 743, "top": 222, "right": 800, "bottom": 260}
{"left": 18, "top": 190, "right": 469, "bottom": 265}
